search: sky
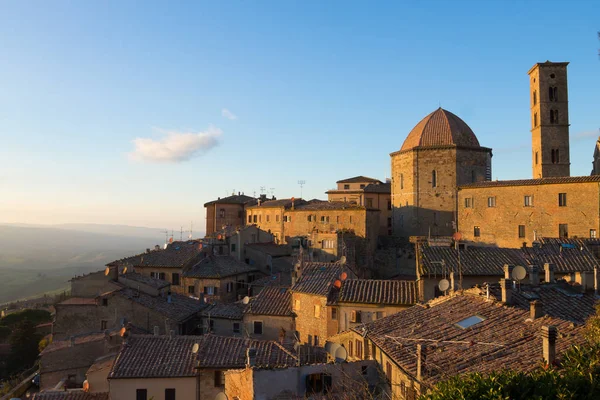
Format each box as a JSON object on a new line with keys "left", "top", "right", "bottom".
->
{"left": 0, "top": 1, "right": 598, "bottom": 234}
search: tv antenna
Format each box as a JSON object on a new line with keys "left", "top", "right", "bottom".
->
{"left": 260, "top": 186, "right": 266, "bottom": 195}
{"left": 180, "top": 226, "right": 183, "bottom": 241}
{"left": 189, "top": 221, "right": 193, "bottom": 239}
{"left": 298, "top": 180, "right": 306, "bottom": 198}
{"left": 161, "top": 230, "right": 169, "bottom": 244}
{"left": 269, "top": 188, "right": 275, "bottom": 197}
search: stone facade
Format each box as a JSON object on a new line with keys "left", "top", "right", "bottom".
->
{"left": 529, "top": 62, "right": 570, "bottom": 178}
{"left": 108, "top": 376, "right": 197, "bottom": 400}
{"left": 70, "top": 270, "right": 121, "bottom": 298}
{"left": 292, "top": 292, "right": 335, "bottom": 346}
{"left": 204, "top": 193, "right": 257, "bottom": 235}
{"left": 458, "top": 178, "right": 600, "bottom": 248}
{"left": 183, "top": 271, "right": 260, "bottom": 303}
{"left": 133, "top": 266, "right": 186, "bottom": 294}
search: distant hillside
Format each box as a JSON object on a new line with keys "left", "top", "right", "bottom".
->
{"left": 0, "top": 224, "right": 167, "bottom": 304}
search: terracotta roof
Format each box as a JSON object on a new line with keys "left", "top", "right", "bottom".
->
{"left": 336, "top": 176, "right": 383, "bottom": 184}
{"left": 246, "top": 286, "right": 292, "bottom": 316}
{"left": 245, "top": 243, "right": 292, "bottom": 257}
{"left": 119, "top": 272, "right": 170, "bottom": 289}
{"left": 114, "top": 286, "right": 207, "bottom": 322}
{"left": 136, "top": 240, "right": 204, "bottom": 268}
{"left": 459, "top": 174, "right": 600, "bottom": 189}
{"left": 202, "top": 302, "right": 246, "bottom": 320}
{"left": 250, "top": 273, "right": 292, "bottom": 288}
{"left": 358, "top": 294, "right": 586, "bottom": 385}
{"left": 204, "top": 194, "right": 257, "bottom": 207}
{"left": 291, "top": 201, "right": 368, "bottom": 211}
{"left": 469, "top": 282, "right": 598, "bottom": 325}
{"left": 523, "top": 238, "right": 600, "bottom": 273}
{"left": 400, "top": 108, "right": 481, "bottom": 152}
{"left": 291, "top": 262, "right": 348, "bottom": 296}
{"left": 183, "top": 255, "right": 259, "bottom": 279}
{"left": 247, "top": 198, "right": 307, "bottom": 209}
{"left": 363, "top": 182, "right": 391, "bottom": 194}
{"left": 32, "top": 393, "right": 109, "bottom": 400}
{"left": 87, "top": 353, "right": 117, "bottom": 374}
{"left": 57, "top": 298, "right": 98, "bottom": 306}
{"left": 336, "top": 279, "right": 418, "bottom": 305}
{"left": 106, "top": 253, "right": 143, "bottom": 268}
{"left": 109, "top": 334, "right": 298, "bottom": 378}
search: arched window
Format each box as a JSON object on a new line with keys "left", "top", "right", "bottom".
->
{"left": 549, "top": 86, "right": 558, "bottom": 102}
{"left": 400, "top": 173, "right": 404, "bottom": 190}
{"left": 432, "top": 170, "right": 437, "bottom": 188}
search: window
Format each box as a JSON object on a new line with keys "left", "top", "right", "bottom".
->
{"left": 266, "top": 214, "right": 270, "bottom": 222}
{"left": 344, "top": 184, "right": 350, "bottom": 190}
{"left": 535, "top": 151, "right": 539, "bottom": 165}
{"left": 165, "top": 389, "right": 176, "bottom": 400}
{"left": 101, "top": 320, "right": 107, "bottom": 330}
{"left": 248, "top": 215, "right": 252, "bottom": 223}
{"left": 331, "top": 308, "right": 337, "bottom": 320}
{"left": 362, "top": 365, "right": 368, "bottom": 375}
{"left": 533, "top": 90, "right": 537, "bottom": 105}
{"left": 159, "top": 272, "right": 166, "bottom": 280}
{"left": 306, "top": 373, "right": 332, "bottom": 395}
{"left": 524, "top": 195, "right": 533, "bottom": 207}
{"left": 320, "top": 216, "right": 330, "bottom": 223}
{"left": 102, "top": 298, "right": 108, "bottom": 306}
{"left": 204, "top": 286, "right": 216, "bottom": 295}
{"left": 308, "top": 215, "right": 313, "bottom": 222}
{"left": 550, "top": 109, "right": 559, "bottom": 124}
{"left": 591, "top": 229, "right": 597, "bottom": 239}
{"left": 558, "top": 193, "right": 567, "bottom": 207}
{"left": 474, "top": 226, "right": 481, "bottom": 237}
{"left": 172, "top": 273, "right": 180, "bottom": 286}
{"left": 356, "top": 339, "right": 363, "bottom": 359}
{"left": 559, "top": 224, "right": 569, "bottom": 238}
{"left": 387, "top": 200, "right": 391, "bottom": 210}
{"left": 259, "top": 215, "right": 262, "bottom": 223}
{"left": 385, "top": 361, "right": 392, "bottom": 382}
{"left": 534, "top": 112, "right": 538, "bottom": 127}
{"left": 314, "top": 305, "right": 320, "bottom": 318}
{"left": 400, "top": 173, "right": 404, "bottom": 189}
{"left": 283, "top": 216, "right": 291, "bottom": 222}
{"left": 233, "top": 322, "right": 240, "bottom": 334}
{"left": 276, "top": 215, "right": 280, "bottom": 222}
{"left": 551, "top": 148, "right": 560, "bottom": 164}
{"left": 518, "top": 225, "right": 526, "bottom": 238}
{"left": 487, "top": 197, "right": 496, "bottom": 207}
{"left": 366, "top": 198, "right": 373, "bottom": 208}
{"left": 294, "top": 299, "right": 300, "bottom": 311}
{"left": 214, "top": 370, "right": 225, "bottom": 387}
{"left": 387, "top": 217, "right": 392, "bottom": 228}
{"left": 322, "top": 239, "right": 335, "bottom": 249}
{"left": 231, "top": 243, "right": 236, "bottom": 252}
{"left": 219, "top": 208, "right": 225, "bottom": 218}
{"left": 188, "top": 285, "right": 195, "bottom": 294}
{"left": 455, "top": 315, "right": 485, "bottom": 329}
{"left": 136, "top": 389, "right": 147, "bottom": 400}
{"left": 253, "top": 215, "right": 257, "bottom": 223}
{"left": 350, "top": 310, "right": 361, "bottom": 323}
{"left": 336, "top": 215, "right": 340, "bottom": 223}
{"left": 432, "top": 170, "right": 437, "bottom": 188}
{"left": 464, "top": 197, "right": 472, "bottom": 208}
{"left": 348, "top": 341, "right": 354, "bottom": 357}
{"left": 226, "top": 282, "right": 233, "bottom": 293}
{"left": 360, "top": 184, "right": 365, "bottom": 189}
{"left": 549, "top": 86, "right": 558, "bottom": 102}
{"left": 314, "top": 335, "right": 319, "bottom": 346}
{"left": 253, "top": 321, "right": 263, "bottom": 335}
{"left": 349, "top": 216, "right": 353, "bottom": 223}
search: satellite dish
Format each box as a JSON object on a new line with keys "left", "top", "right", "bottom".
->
{"left": 512, "top": 265, "right": 527, "bottom": 281}
{"left": 294, "top": 342, "right": 300, "bottom": 352}
{"left": 215, "top": 392, "right": 228, "bottom": 400}
{"left": 325, "top": 342, "right": 341, "bottom": 357}
{"left": 164, "top": 243, "right": 168, "bottom": 249}
{"left": 452, "top": 231, "right": 463, "bottom": 241}
{"left": 122, "top": 267, "right": 128, "bottom": 274}
{"left": 119, "top": 327, "right": 127, "bottom": 337}
{"left": 242, "top": 296, "right": 250, "bottom": 305}
{"left": 333, "top": 280, "right": 342, "bottom": 289}
{"left": 192, "top": 343, "right": 200, "bottom": 354}
{"left": 82, "top": 380, "right": 89, "bottom": 392}
{"left": 104, "top": 267, "right": 110, "bottom": 276}
{"left": 438, "top": 279, "right": 450, "bottom": 292}
{"left": 334, "top": 346, "right": 348, "bottom": 363}
{"left": 340, "top": 272, "right": 348, "bottom": 281}
{"left": 339, "top": 256, "right": 347, "bottom": 265}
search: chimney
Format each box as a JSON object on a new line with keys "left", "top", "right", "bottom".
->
{"left": 153, "top": 326, "right": 159, "bottom": 336}
{"left": 167, "top": 291, "right": 172, "bottom": 304}
{"left": 146, "top": 248, "right": 151, "bottom": 253}
{"left": 595, "top": 266, "right": 599, "bottom": 296}
{"left": 69, "top": 336, "right": 75, "bottom": 347}
{"left": 416, "top": 344, "right": 427, "bottom": 381}
{"left": 246, "top": 348, "right": 257, "bottom": 367}
{"left": 504, "top": 264, "right": 514, "bottom": 279}
{"left": 542, "top": 325, "right": 557, "bottom": 365}
{"left": 238, "top": 192, "right": 241, "bottom": 196}
{"left": 450, "top": 272, "right": 456, "bottom": 292}
{"left": 528, "top": 265, "right": 540, "bottom": 286}
{"left": 544, "top": 263, "right": 555, "bottom": 283}
{"left": 530, "top": 300, "right": 543, "bottom": 320}
{"left": 500, "top": 279, "right": 512, "bottom": 304}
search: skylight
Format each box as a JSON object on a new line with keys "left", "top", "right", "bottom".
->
{"left": 455, "top": 315, "right": 485, "bottom": 329}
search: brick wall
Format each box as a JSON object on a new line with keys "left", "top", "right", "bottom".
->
{"left": 243, "top": 314, "right": 295, "bottom": 342}
{"left": 292, "top": 292, "right": 328, "bottom": 346}
{"left": 206, "top": 203, "right": 247, "bottom": 235}
{"left": 225, "top": 368, "right": 254, "bottom": 400}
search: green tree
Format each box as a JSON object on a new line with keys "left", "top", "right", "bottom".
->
{"left": 6, "top": 319, "right": 41, "bottom": 375}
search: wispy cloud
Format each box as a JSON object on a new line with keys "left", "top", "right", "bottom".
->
{"left": 221, "top": 108, "right": 238, "bottom": 120}
{"left": 573, "top": 130, "right": 599, "bottom": 141}
{"left": 129, "top": 126, "right": 222, "bottom": 163}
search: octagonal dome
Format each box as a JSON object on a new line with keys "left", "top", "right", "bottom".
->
{"left": 400, "top": 108, "right": 480, "bottom": 152}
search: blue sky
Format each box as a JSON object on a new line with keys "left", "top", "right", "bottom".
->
{"left": 0, "top": 1, "right": 598, "bottom": 233}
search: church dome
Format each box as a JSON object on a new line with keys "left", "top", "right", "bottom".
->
{"left": 400, "top": 108, "right": 480, "bottom": 151}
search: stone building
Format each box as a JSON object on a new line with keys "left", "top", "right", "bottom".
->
{"left": 326, "top": 176, "right": 392, "bottom": 236}
{"left": 204, "top": 225, "right": 274, "bottom": 260}
{"left": 592, "top": 136, "right": 600, "bottom": 175}
{"left": 390, "top": 108, "right": 492, "bottom": 238}
{"left": 204, "top": 193, "right": 257, "bottom": 235}
{"left": 246, "top": 198, "right": 307, "bottom": 244}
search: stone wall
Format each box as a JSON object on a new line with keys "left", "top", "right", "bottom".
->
{"left": 70, "top": 271, "right": 121, "bottom": 298}
{"left": 292, "top": 292, "right": 329, "bottom": 346}
{"left": 243, "top": 314, "right": 295, "bottom": 342}
{"left": 206, "top": 202, "right": 247, "bottom": 235}
{"left": 109, "top": 376, "right": 197, "bottom": 400}
{"left": 134, "top": 266, "right": 186, "bottom": 294}
{"left": 246, "top": 206, "right": 286, "bottom": 243}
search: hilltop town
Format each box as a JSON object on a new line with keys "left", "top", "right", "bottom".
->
{"left": 3, "top": 60, "right": 600, "bottom": 400}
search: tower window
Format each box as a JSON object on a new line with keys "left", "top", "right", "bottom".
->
{"left": 533, "top": 90, "right": 537, "bottom": 105}
{"left": 474, "top": 226, "right": 481, "bottom": 237}
{"left": 534, "top": 113, "right": 538, "bottom": 127}
{"left": 550, "top": 109, "right": 559, "bottom": 124}
{"left": 400, "top": 173, "right": 404, "bottom": 190}
{"left": 549, "top": 86, "right": 558, "bottom": 102}
{"left": 551, "top": 149, "right": 560, "bottom": 164}
{"left": 432, "top": 170, "right": 437, "bottom": 188}
{"left": 535, "top": 151, "right": 539, "bottom": 165}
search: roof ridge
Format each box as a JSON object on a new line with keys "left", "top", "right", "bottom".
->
{"left": 271, "top": 340, "right": 299, "bottom": 362}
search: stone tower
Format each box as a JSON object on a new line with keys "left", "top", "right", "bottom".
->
{"left": 591, "top": 136, "right": 600, "bottom": 175}
{"left": 390, "top": 108, "right": 492, "bottom": 238}
{"left": 528, "top": 61, "right": 570, "bottom": 178}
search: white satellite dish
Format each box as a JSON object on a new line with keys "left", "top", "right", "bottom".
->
{"left": 192, "top": 343, "right": 199, "bottom": 354}
{"left": 438, "top": 279, "right": 450, "bottom": 292}
{"left": 512, "top": 265, "right": 527, "bottom": 281}
{"left": 242, "top": 296, "right": 250, "bottom": 305}
{"left": 164, "top": 243, "right": 168, "bottom": 250}
{"left": 339, "top": 256, "right": 347, "bottom": 265}
{"left": 334, "top": 346, "right": 348, "bottom": 363}
{"left": 215, "top": 393, "right": 228, "bottom": 400}
{"left": 325, "top": 342, "right": 341, "bottom": 358}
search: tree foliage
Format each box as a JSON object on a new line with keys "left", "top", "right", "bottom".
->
{"left": 6, "top": 319, "right": 41, "bottom": 376}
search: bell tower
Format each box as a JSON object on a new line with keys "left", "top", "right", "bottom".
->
{"left": 528, "top": 61, "right": 570, "bottom": 178}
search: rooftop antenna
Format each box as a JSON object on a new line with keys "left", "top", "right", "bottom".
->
{"left": 298, "top": 180, "right": 306, "bottom": 199}
{"left": 180, "top": 226, "right": 183, "bottom": 241}
{"left": 269, "top": 188, "right": 275, "bottom": 197}
{"left": 189, "top": 221, "right": 193, "bottom": 239}
{"left": 161, "top": 230, "right": 169, "bottom": 245}
{"left": 260, "top": 186, "right": 266, "bottom": 195}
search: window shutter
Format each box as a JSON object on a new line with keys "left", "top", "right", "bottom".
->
{"left": 356, "top": 311, "right": 362, "bottom": 323}
{"left": 214, "top": 287, "right": 218, "bottom": 295}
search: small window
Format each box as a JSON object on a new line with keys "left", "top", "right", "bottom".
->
{"left": 314, "top": 335, "right": 319, "bottom": 346}
{"left": 253, "top": 321, "right": 263, "bottom": 335}
{"left": 487, "top": 197, "right": 496, "bottom": 207}
{"left": 474, "top": 226, "right": 481, "bottom": 237}
{"left": 533, "top": 90, "right": 537, "bottom": 105}
{"left": 387, "top": 200, "right": 391, "bottom": 210}
{"left": 102, "top": 298, "right": 108, "bottom": 307}
{"left": 233, "top": 322, "right": 240, "bottom": 334}
{"left": 549, "top": 86, "right": 558, "bottom": 102}
{"left": 356, "top": 339, "right": 363, "bottom": 359}
{"left": 360, "top": 184, "right": 365, "bottom": 189}
{"left": 331, "top": 308, "right": 337, "bottom": 320}
{"left": 219, "top": 208, "right": 225, "bottom": 218}
{"left": 214, "top": 370, "right": 225, "bottom": 387}
{"left": 314, "top": 305, "right": 320, "bottom": 318}
{"left": 253, "top": 215, "right": 257, "bottom": 223}
{"left": 344, "top": 184, "right": 350, "bottom": 190}
{"left": 555, "top": 149, "right": 560, "bottom": 163}
{"left": 524, "top": 195, "right": 533, "bottom": 207}
{"left": 400, "top": 173, "right": 404, "bottom": 189}
{"left": 534, "top": 112, "right": 538, "bottom": 127}
{"left": 432, "top": 170, "right": 437, "bottom": 188}
{"left": 308, "top": 215, "right": 313, "bottom": 222}
{"left": 591, "top": 229, "right": 597, "bottom": 239}
{"left": 385, "top": 361, "right": 392, "bottom": 382}
{"left": 558, "top": 193, "right": 567, "bottom": 207}
{"left": 248, "top": 215, "right": 252, "bottom": 223}
{"left": 366, "top": 198, "right": 373, "bottom": 208}
{"left": 136, "top": 389, "right": 148, "bottom": 400}
{"left": 349, "top": 216, "right": 353, "bottom": 223}
{"left": 204, "top": 286, "right": 215, "bottom": 295}
{"left": 159, "top": 272, "right": 166, "bottom": 280}
{"left": 226, "top": 282, "right": 233, "bottom": 293}
{"left": 350, "top": 310, "right": 361, "bottom": 323}
{"left": 322, "top": 239, "right": 335, "bottom": 249}
{"left": 550, "top": 109, "right": 559, "bottom": 124}
{"left": 455, "top": 315, "right": 485, "bottom": 329}
{"left": 276, "top": 215, "right": 280, "bottom": 222}
{"left": 387, "top": 217, "right": 392, "bottom": 228}
{"left": 535, "top": 151, "right": 539, "bottom": 165}
{"left": 336, "top": 215, "right": 340, "bottom": 223}
{"left": 188, "top": 285, "right": 195, "bottom": 294}
{"left": 362, "top": 365, "right": 368, "bottom": 375}
{"left": 172, "top": 273, "right": 180, "bottom": 286}
{"left": 559, "top": 224, "right": 569, "bottom": 238}
{"left": 464, "top": 198, "right": 472, "bottom": 208}
{"left": 266, "top": 215, "right": 270, "bottom": 222}
{"left": 518, "top": 225, "right": 526, "bottom": 238}
{"left": 231, "top": 243, "right": 236, "bottom": 252}
{"left": 259, "top": 215, "right": 262, "bottom": 223}
{"left": 101, "top": 320, "right": 107, "bottom": 330}
{"left": 165, "top": 389, "right": 176, "bottom": 400}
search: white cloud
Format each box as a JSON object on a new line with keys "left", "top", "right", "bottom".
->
{"left": 221, "top": 108, "right": 238, "bottom": 120}
{"left": 573, "top": 130, "right": 600, "bottom": 141}
{"left": 129, "top": 126, "right": 222, "bottom": 163}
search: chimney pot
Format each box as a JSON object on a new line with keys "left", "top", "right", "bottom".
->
{"left": 530, "top": 300, "right": 543, "bottom": 320}
{"left": 500, "top": 278, "right": 512, "bottom": 304}
{"left": 503, "top": 264, "right": 514, "bottom": 280}
{"left": 528, "top": 265, "right": 540, "bottom": 286}
{"left": 153, "top": 326, "right": 159, "bottom": 336}
{"left": 544, "top": 263, "right": 556, "bottom": 283}
{"left": 542, "top": 325, "right": 557, "bottom": 365}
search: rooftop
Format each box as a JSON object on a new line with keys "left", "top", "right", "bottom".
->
{"left": 57, "top": 297, "right": 98, "bottom": 306}
{"left": 334, "top": 279, "right": 418, "bottom": 306}
{"left": 204, "top": 193, "right": 257, "bottom": 207}
{"left": 201, "top": 302, "right": 246, "bottom": 320}
{"left": 119, "top": 272, "right": 170, "bottom": 290}
{"left": 291, "top": 262, "right": 348, "bottom": 297}
{"left": 246, "top": 286, "right": 292, "bottom": 316}
{"left": 291, "top": 200, "right": 369, "bottom": 211}
{"left": 247, "top": 198, "right": 307, "bottom": 209}
{"left": 245, "top": 242, "right": 292, "bottom": 257}
{"left": 31, "top": 393, "right": 109, "bottom": 400}
{"left": 459, "top": 174, "right": 600, "bottom": 189}
{"left": 363, "top": 182, "right": 391, "bottom": 194}
{"left": 336, "top": 176, "right": 383, "bottom": 184}
{"left": 183, "top": 255, "right": 259, "bottom": 279}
